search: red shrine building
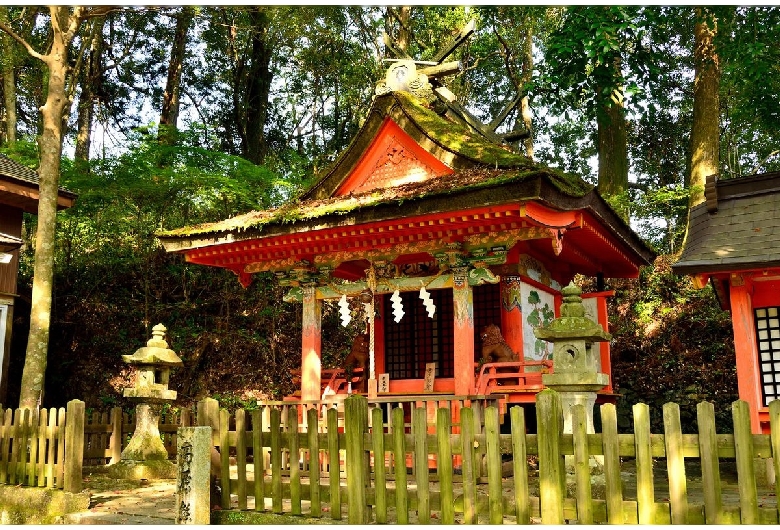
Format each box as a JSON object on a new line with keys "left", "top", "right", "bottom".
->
{"left": 0, "top": 155, "right": 76, "bottom": 403}
{"left": 158, "top": 60, "right": 654, "bottom": 408}
{"left": 674, "top": 172, "right": 780, "bottom": 434}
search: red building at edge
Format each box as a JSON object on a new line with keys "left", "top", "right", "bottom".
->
{"left": 674, "top": 172, "right": 780, "bottom": 434}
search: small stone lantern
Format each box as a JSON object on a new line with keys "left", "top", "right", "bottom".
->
{"left": 109, "top": 324, "right": 183, "bottom": 479}
{"left": 536, "top": 282, "right": 610, "bottom": 439}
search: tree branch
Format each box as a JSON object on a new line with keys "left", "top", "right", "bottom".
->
{"left": 751, "top": 149, "right": 780, "bottom": 175}
{"left": 0, "top": 19, "right": 45, "bottom": 61}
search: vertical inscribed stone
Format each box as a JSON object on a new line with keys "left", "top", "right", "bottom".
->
{"left": 176, "top": 426, "right": 211, "bottom": 525}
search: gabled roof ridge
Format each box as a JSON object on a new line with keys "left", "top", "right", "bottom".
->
{"left": 300, "top": 91, "right": 533, "bottom": 201}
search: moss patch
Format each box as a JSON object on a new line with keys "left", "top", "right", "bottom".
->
{"left": 0, "top": 485, "right": 90, "bottom": 524}
{"left": 158, "top": 166, "right": 591, "bottom": 240}
{"left": 157, "top": 90, "right": 593, "bottom": 242}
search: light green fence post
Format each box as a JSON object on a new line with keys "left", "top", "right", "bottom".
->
{"left": 345, "top": 394, "right": 368, "bottom": 524}
{"left": 537, "top": 389, "right": 564, "bottom": 524}
{"left": 64, "top": 399, "right": 85, "bottom": 493}
{"left": 732, "top": 399, "right": 758, "bottom": 524}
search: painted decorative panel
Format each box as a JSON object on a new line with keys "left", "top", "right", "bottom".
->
{"left": 521, "top": 282, "right": 555, "bottom": 362}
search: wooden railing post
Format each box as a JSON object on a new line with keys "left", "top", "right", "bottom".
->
{"left": 537, "top": 389, "right": 564, "bottom": 524}
{"left": 109, "top": 406, "right": 122, "bottom": 464}
{"left": 732, "top": 399, "right": 759, "bottom": 524}
{"left": 344, "top": 394, "right": 368, "bottom": 524}
{"left": 769, "top": 400, "right": 780, "bottom": 520}
{"left": 697, "top": 401, "right": 723, "bottom": 524}
{"left": 663, "top": 402, "right": 688, "bottom": 524}
{"left": 64, "top": 399, "right": 85, "bottom": 493}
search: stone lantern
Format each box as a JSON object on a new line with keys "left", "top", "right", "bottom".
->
{"left": 535, "top": 282, "right": 610, "bottom": 440}
{"left": 109, "top": 323, "right": 183, "bottom": 479}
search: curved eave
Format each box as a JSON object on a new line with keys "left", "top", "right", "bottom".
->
{"left": 159, "top": 178, "right": 654, "bottom": 280}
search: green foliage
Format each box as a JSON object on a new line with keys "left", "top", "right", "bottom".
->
{"left": 598, "top": 255, "right": 738, "bottom": 434}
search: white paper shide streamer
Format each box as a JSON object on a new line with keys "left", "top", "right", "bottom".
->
{"left": 390, "top": 289, "right": 405, "bottom": 323}
{"left": 419, "top": 285, "right": 436, "bottom": 318}
{"left": 338, "top": 294, "right": 351, "bottom": 327}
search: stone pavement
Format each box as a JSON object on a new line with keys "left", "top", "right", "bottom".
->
{"left": 62, "top": 472, "right": 177, "bottom": 525}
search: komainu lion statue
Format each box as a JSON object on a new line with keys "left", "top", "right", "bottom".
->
{"left": 480, "top": 324, "right": 519, "bottom": 364}
{"left": 343, "top": 332, "right": 370, "bottom": 393}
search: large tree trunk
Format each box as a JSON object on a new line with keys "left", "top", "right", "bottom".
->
{"left": 519, "top": 22, "right": 534, "bottom": 159}
{"left": 16, "top": 7, "right": 83, "bottom": 409}
{"left": 159, "top": 6, "right": 194, "bottom": 146}
{"left": 0, "top": 6, "right": 17, "bottom": 145}
{"left": 242, "top": 7, "right": 272, "bottom": 164}
{"left": 688, "top": 7, "right": 720, "bottom": 209}
{"left": 74, "top": 15, "right": 105, "bottom": 164}
{"left": 597, "top": 57, "right": 628, "bottom": 219}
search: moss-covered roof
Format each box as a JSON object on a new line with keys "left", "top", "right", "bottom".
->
{"left": 300, "top": 91, "right": 542, "bottom": 201}
{"left": 158, "top": 165, "right": 592, "bottom": 239}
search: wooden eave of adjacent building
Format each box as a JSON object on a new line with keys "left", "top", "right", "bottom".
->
{"left": 0, "top": 155, "right": 77, "bottom": 213}
{"left": 0, "top": 232, "right": 22, "bottom": 253}
{"left": 672, "top": 172, "right": 780, "bottom": 295}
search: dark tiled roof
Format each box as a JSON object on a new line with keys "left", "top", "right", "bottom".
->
{"left": 673, "top": 172, "right": 780, "bottom": 275}
{"left": 0, "top": 153, "right": 77, "bottom": 198}
{"left": 0, "top": 153, "right": 41, "bottom": 185}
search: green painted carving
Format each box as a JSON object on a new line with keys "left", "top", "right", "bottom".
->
{"left": 467, "top": 267, "right": 499, "bottom": 286}
{"left": 283, "top": 287, "right": 303, "bottom": 303}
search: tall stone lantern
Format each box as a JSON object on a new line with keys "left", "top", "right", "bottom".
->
{"left": 535, "top": 282, "right": 610, "bottom": 440}
{"left": 109, "top": 323, "right": 183, "bottom": 479}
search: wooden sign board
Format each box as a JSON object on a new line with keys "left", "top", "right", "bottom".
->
{"left": 424, "top": 363, "right": 436, "bottom": 392}
{"left": 378, "top": 373, "right": 390, "bottom": 393}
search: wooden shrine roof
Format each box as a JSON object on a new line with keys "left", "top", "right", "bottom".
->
{"left": 0, "top": 154, "right": 77, "bottom": 213}
{"left": 158, "top": 90, "right": 655, "bottom": 286}
{"left": 673, "top": 171, "right": 780, "bottom": 277}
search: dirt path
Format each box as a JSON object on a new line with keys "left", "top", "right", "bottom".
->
{"left": 62, "top": 471, "right": 176, "bottom": 525}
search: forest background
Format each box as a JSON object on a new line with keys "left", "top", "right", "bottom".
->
{"left": 0, "top": 5, "right": 777, "bottom": 432}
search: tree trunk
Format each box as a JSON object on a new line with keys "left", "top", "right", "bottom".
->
{"left": 74, "top": 15, "right": 105, "bottom": 164}
{"left": 688, "top": 7, "right": 720, "bottom": 209}
{"left": 519, "top": 22, "right": 534, "bottom": 159}
{"left": 243, "top": 6, "right": 272, "bottom": 164}
{"left": 0, "top": 6, "right": 17, "bottom": 145}
{"left": 159, "top": 6, "right": 194, "bottom": 146}
{"left": 597, "top": 57, "right": 628, "bottom": 219}
{"left": 18, "top": 7, "right": 83, "bottom": 409}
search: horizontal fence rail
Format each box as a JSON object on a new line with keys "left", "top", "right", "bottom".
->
{"left": 0, "top": 400, "right": 84, "bottom": 492}
{"left": 189, "top": 391, "right": 780, "bottom": 525}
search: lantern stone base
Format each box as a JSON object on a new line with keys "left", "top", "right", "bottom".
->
{"left": 108, "top": 402, "right": 177, "bottom": 479}
{"left": 107, "top": 458, "right": 177, "bottom": 480}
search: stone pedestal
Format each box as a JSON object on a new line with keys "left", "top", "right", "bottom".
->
{"left": 176, "top": 427, "right": 212, "bottom": 525}
{"left": 535, "top": 283, "right": 611, "bottom": 473}
{"left": 108, "top": 324, "right": 182, "bottom": 480}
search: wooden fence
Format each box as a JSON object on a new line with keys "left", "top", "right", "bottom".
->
{"left": 193, "top": 390, "right": 780, "bottom": 525}
{"left": 83, "top": 406, "right": 193, "bottom": 466}
{"left": 0, "top": 400, "right": 85, "bottom": 493}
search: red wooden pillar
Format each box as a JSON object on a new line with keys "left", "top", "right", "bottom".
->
{"left": 500, "top": 276, "right": 524, "bottom": 357}
{"left": 301, "top": 286, "right": 322, "bottom": 401}
{"left": 584, "top": 291, "right": 615, "bottom": 394}
{"left": 453, "top": 269, "right": 475, "bottom": 396}
{"left": 729, "top": 276, "right": 763, "bottom": 433}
